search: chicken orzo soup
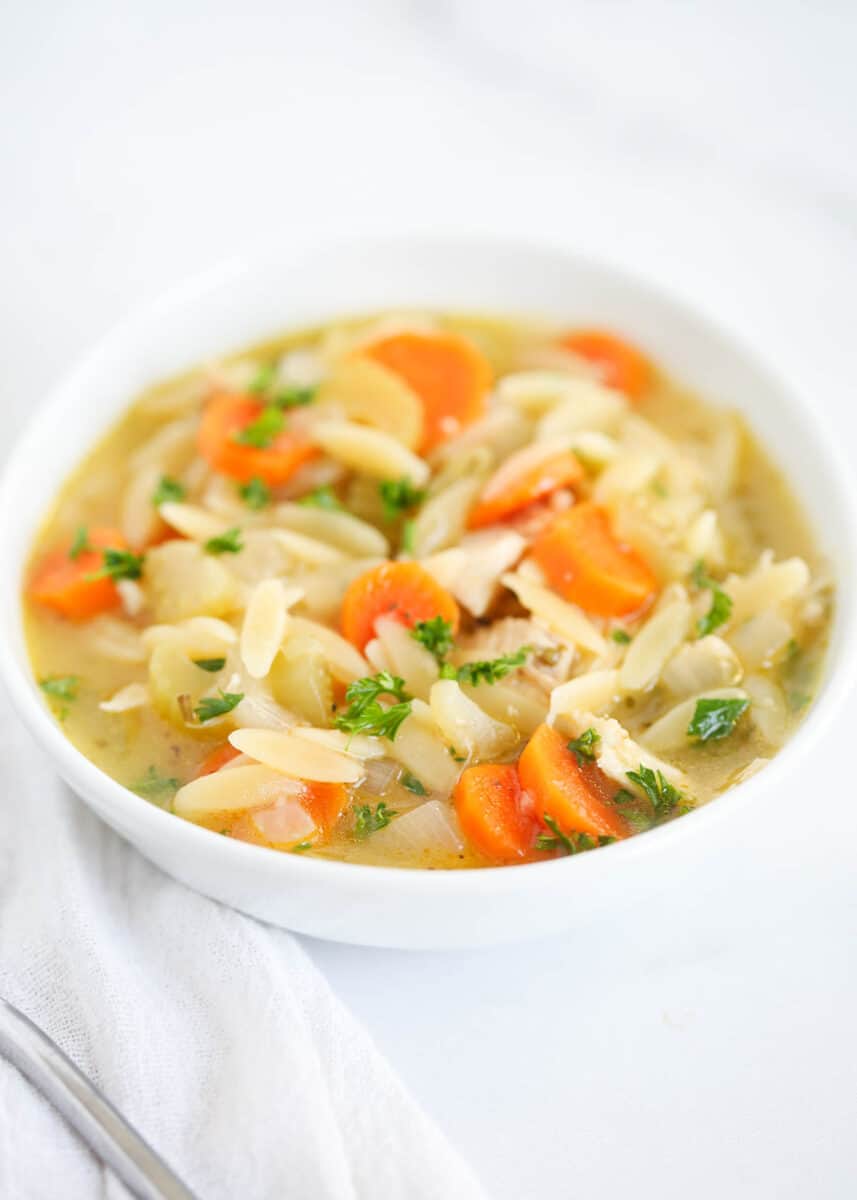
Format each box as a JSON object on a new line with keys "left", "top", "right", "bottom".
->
{"left": 24, "top": 313, "right": 832, "bottom": 868}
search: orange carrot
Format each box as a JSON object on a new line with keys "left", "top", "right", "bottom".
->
{"left": 364, "top": 331, "right": 491, "bottom": 452}
{"left": 532, "top": 502, "right": 657, "bottom": 617}
{"left": 468, "top": 445, "right": 583, "bottom": 529}
{"left": 197, "top": 393, "right": 317, "bottom": 485}
{"left": 301, "top": 783, "right": 348, "bottom": 835}
{"left": 229, "top": 782, "right": 348, "bottom": 848}
{"left": 194, "top": 742, "right": 242, "bottom": 779}
{"left": 340, "top": 561, "right": 460, "bottom": 650}
{"left": 454, "top": 764, "right": 537, "bottom": 862}
{"left": 518, "top": 724, "right": 629, "bottom": 841}
{"left": 560, "top": 329, "right": 652, "bottom": 400}
{"left": 29, "top": 526, "right": 127, "bottom": 619}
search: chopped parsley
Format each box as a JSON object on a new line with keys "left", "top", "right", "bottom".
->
{"left": 566, "top": 727, "right": 600, "bottom": 765}
{"left": 626, "top": 764, "right": 688, "bottom": 818}
{"left": 204, "top": 527, "right": 243, "bottom": 555}
{"left": 379, "top": 477, "right": 425, "bottom": 520}
{"left": 193, "top": 690, "right": 244, "bottom": 722}
{"left": 297, "top": 485, "right": 343, "bottom": 512}
{"left": 192, "top": 657, "right": 226, "bottom": 673}
{"left": 611, "top": 628, "right": 632, "bottom": 645}
{"left": 411, "top": 617, "right": 455, "bottom": 662}
{"left": 400, "top": 518, "right": 417, "bottom": 555}
{"left": 87, "top": 548, "right": 145, "bottom": 582}
{"left": 40, "top": 675, "right": 79, "bottom": 702}
{"left": 274, "top": 385, "right": 316, "bottom": 409}
{"left": 454, "top": 647, "right": 531, "bottom": 687}
{"left": 291, "top": 841, "right": 313, "bottom": 853}
{"left": 334, "top": 672, "right": 412, "bottom": 740}
{"left": 248, "top": 362, "right": 277, "bottom": 393}
{"left": 687, "top": 696, "right": 750, "bottom": 742}
{"left": 612, "top": 788, "right": 655, "bottom": 833}
{"left": 131, "top": 765, "right": 181, "bottom": 798}
{"left": 233, "top": 406, "right": 285, "bottom": 449}
{"left": 238, "top": 477, "right": 271, "bottom": 510}
{"left": 536, "top": 814, "right": 610, "bottom": 855}
{"left": 152, "top": 476, "right": 186, "bottom": 507}
{"left": 354, "top": 801, "right": 397, "bottom": 837}
{"left": 693, "top": 560, "right": 733, "bottom": 637}
{"left": 69, "top": 526, "right": 92, "bottom": 560}
{"left": 400, "top": 771, "right": 427, "bottom": 796}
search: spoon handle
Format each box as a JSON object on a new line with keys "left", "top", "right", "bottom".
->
{"left": 0, "top": 996, "right": 199, "bottom": 1200}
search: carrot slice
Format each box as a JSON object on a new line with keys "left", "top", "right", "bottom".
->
{"left": 454, "top": 764, "right": 537, "bottom": 862}
{"left": 198, "top": 392, "right": 318, "bottom": 485}
{"left": 228, "top": 782, "right": 348, "bottom": 848}
{"left": 364, "top": 331, "right": 491, "bottom": 452}
{"left": 518, "top": 724, "right": 629, "bottom": 840}
{"left": 194, "top": 743, "right": 242, "bottom": 779}
{"left": 532, "top": 502, "right": 657, "bottom": 617}
{"left": 29, "top": 526, "right": 127, "bottom": 619}
{"left": 301, "top": 783, "right": 348, "bottom": 835}
{"left": 340, "top": 561, "right": 460, "bottom": 651}
{"left": 560, "top": 329, "right": 652, "bottom": 400}
{"left": 468, "top": 445, "right": 583, "bottom": 529}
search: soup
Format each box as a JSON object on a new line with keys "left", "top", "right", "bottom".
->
{"left": 24, "top": 313, "right": 832, "bottom": 868}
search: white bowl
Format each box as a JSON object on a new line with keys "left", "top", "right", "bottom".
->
{"left": 2, "top": 235, "right": 856, "bottom": 949}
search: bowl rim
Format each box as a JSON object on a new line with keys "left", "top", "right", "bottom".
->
{"left": 3, "top": 229, "right": 857, "bottom": 900}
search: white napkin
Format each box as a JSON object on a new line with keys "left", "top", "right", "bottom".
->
{"left": 0, "top": 700, "right": 487, "bottom": 1200}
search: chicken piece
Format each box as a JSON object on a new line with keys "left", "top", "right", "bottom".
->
{"left": 557, "top": 710, "right": 690, "bottom": 797}
{"left": 455, "top": 616, "right": 575, "bottom": 693}
{"left": 661, "top": 635, "right": 743, "bottom": 697}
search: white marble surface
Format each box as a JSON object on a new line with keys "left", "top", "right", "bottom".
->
{"left": 2, "top": 2, "right": 857, "bottom": 1197}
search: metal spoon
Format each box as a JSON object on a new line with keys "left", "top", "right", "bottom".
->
{"left": 0, "top": 995, "right": 199, "bottom": 1200}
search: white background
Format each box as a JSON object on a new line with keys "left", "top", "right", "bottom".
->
{"left": 2, "top": 2, "right": 856, "bottom": 1197}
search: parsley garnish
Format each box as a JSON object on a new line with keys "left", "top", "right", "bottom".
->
{"left": 87, "top": 548, "right": 145, "bottom": 582}
{"left": 611, "top": 628, "right": 631, "bottom": 645}
{"left": 40, "top": 675, "right": 79, "bottom": 702}
{"left": 193, "top": 657, "right": 226, "bottom": 673}
{"left": 131, "top": 765, "right": 181, "bottom": 797}
{"left": 249, "top": 362, "right": 277, "bottom": 393}
{"left": 379, "top": 477, "right": 425, "bottom": 520}
{"left": 401, "top": 771, "right": 427, "bottom": 796}
{"left": 536, "top": 814, "right": 609, "bottom": 855}
{"left": 400, "top": 519, "right": 417, "bottom": 555}
{"left": 354, "top": 801, "right": 397, "bottom": 837}
{"left": 194, "top": 690, "right": 244, "bottom": 722}
{"left": 274, "top": 385, "right": 316, "bottom": 409}
{"left": 292, "top": 841, "right": 313, "bottom": 853}
{"left": 687, "top": 697, "right": 750, "bottom": 742}
{"left": 152, "top": 476, "right": 186, "bottom": 507}
{"left": 626, "top": 764, "right": 687, "bottom": 818}
{"left": 297, "top": 485, "right": 343, "bottom": 512}
{"left": 567, "top": 727, "right": 601, "bottom": 765}
{"left": 238, "top": 477, "right": 271, "bottom": 510}
{"left": 233, "top": 406, "right": 285, "bottom": 448}
{"left": 334, "top": 672, "right": 412, "bottom": 740}
{"left": 204, "top": 527, "right": 243, "bottom": 555}
{"left": 455, "top": 647, "right": 531, "bottom": 687}
{"left": 69, "top": 526, "right": 92, "bottom": 560}
{"left": 612, "top": 788, "right": 655, "bottom": 832}
{"left": 411, "top": 617, "right": 455, "bottom": 662}
{"left": 693, "top": 560, "right": 733, "bottom": 636}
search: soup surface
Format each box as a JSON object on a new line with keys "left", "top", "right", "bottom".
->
{"left": 24, "top": 312, "right": 832, "bottom": 868}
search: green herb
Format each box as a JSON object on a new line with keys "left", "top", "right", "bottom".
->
{"left": 334, "top": 672, "right": 412, "bottom": 740}
{"left": 292, "top": 841, "right": 313, "bottom": 853}
{"left": 611, "top": 628, "right": 631, "bottom": 645}
{"left": 152, "top": 476, "right": 186, "bottom": 507}
{"left": 400, "top": 518, "right": 417, "bottom": 555}
{"left": 536, "top": 814, "right": 608, "bottom": 855}
{"left": 438, "top": 662, "right": 458, "bottom": 680}
{"left": 193, "top": 657, "right": 226, "bottom": 673}
{"left": 687, "top": 696, "right": 750, "bottom": 742}
{"left": 193, "top": 690, "right": 244, "bottom": 723}
{"left": 650, "top": 479, "right": 669, "bottom": 498}
{"left": 448, "top": 746, "right": 467, "bottom": 762}
{"left": 69, "top": 526, "right": 92, "bottom": 560}
{"left": 39, "top": 674, "right": 80, "bottom": 721}
{"left": 693, "top": 560, "right": 733, "bottom": 637}
{"left": 626, "top": 764, "right": 687, "bottom": 818}
{"left": 455, "top": 647, "right": 531, "bottom": 687}
{"left": 204, "top": 527, "right": 243, "bottom": 555}
{"left": 411, "top": 617, "right": 455, "bottom": 662}
{"left": 401, "top": 771, "right": 427, "bottom": 796}
{"left": 788, "top": 690, "right": 811, "bottom": 711}
{"left": 131, "top": 765, "right": 181, "bottom": 798}
{"left": 297, "top": 485, "right": 343, "bottom": 512}
{"left": 87, "top": 548, "right": 145, "bottom": 582}
{"left": 233, "top": 406, "right": 285, "bottom": 448}
{"left": 354, "top": 801, "right": 397, "bottom": 837}
{"left": 273, "top": 385, "right": 316, "bottom": 409}
{"left": 612, "top": 788, "right": 655, "bottom": 833}
{"left": 567, "top": 727, "right": 600, "bottom": 765}
{"left": 249, "top": 362, "right": 277, "bottom": 393}
{"left": 238, "top": 477, "right": 271, "bottom": 510}
{"left": 379, "top": 477, "right": 425, "bottom": 520}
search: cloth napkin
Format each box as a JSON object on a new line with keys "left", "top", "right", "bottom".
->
{"left": 0, "top": 698, "right": 488, "bottom": 1200}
